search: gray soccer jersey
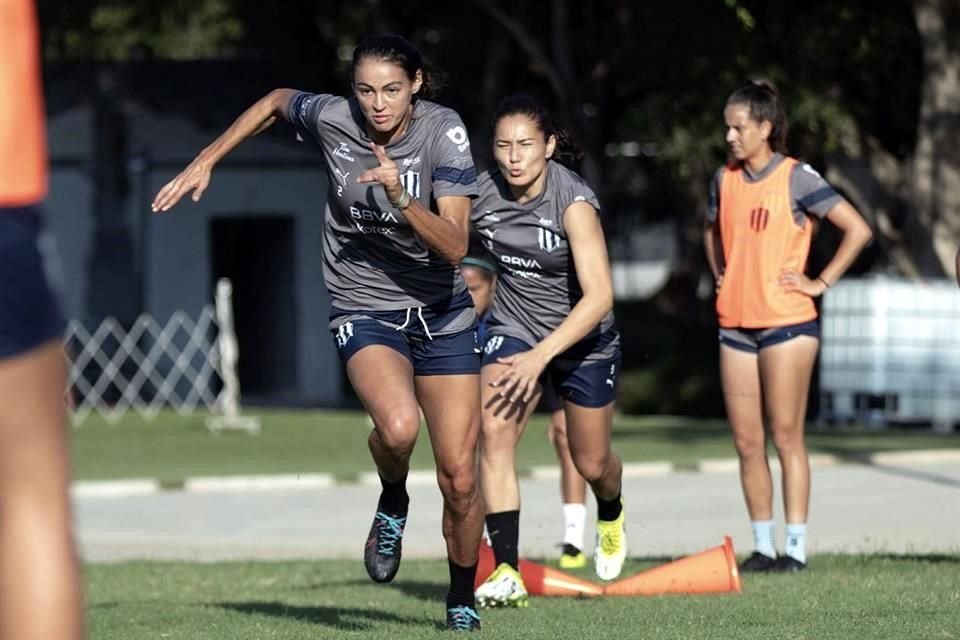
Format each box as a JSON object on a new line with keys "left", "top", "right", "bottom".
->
{"left": 472, "top": 160, "right": 618, "bottom": 360}
{"left": 287, "top": 93, "right": 478, "bottom": 310}
{"left": 706, "top": 153, "right": 843, "bottom": 225}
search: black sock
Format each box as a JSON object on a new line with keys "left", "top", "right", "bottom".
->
{"left": 485, "top": 510, "right": 520, "bottom": 570}
{"left": 378, "top": 473, "right": 409, "bottom": 513}
{"left": 596, "top": 492, "right": 622, "bottom": 522}
{"left": 447, "top": 560, "right": 477, "bottom": 609}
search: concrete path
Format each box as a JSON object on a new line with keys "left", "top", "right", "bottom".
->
{"left": 75, "top": 459, "right": 960, "bottom": 563}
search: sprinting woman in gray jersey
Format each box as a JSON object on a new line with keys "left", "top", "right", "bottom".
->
{"left": 152, "top": 35, "right": 483, "bottom": 632}
{"left": 471, "top": 95, "right": 627, "bottom": 608}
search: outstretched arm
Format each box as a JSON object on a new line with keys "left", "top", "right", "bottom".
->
{"left": 151, "top": 88, "right": 299, "bottom": 212}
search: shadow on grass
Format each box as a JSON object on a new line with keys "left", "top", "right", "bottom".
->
{"left": 863, "top": 462, "right": 960, "bottom": 487}
{"left": 300, "top": 578, "right": 448, "bottom": 603}
{"left": 216, "top": 600, "right": 438, "bottom": 631}
{"left": 388, "top": 580, "right": 448, "bottom": 602}
{"left": 807, "top": 447, "right": 960, "bottom": 487}
{"left": 871, "top": 553, "right": 960, "bottom": 564}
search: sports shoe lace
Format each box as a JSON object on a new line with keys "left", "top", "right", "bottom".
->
{"left": 374, "top": 511, "right": 406, "bottom": 556}
{"left": 447, "top": 606, "right": 480, "bottom": 630}
{"left": 599, "top": 521, "right": 623, "bottom": 555}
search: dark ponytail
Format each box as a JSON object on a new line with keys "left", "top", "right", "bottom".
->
{"left": 351, "top": 34, "right": 446, "bottom": 99}
{"left": 726, "top": 78, "right": 788, "bottom": 153}
{"left": 492, "top": 94, "right": 584, "bottom": 171}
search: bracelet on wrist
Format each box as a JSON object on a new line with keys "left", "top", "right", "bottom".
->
{"left": 817, "top": 276, "right": 831, "bottom": 289}
{"left": 390, "top": 189, "right": 412, "bottom": 210}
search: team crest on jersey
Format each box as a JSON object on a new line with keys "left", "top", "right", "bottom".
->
{"left": 750, "top": 207, "right": 770, "bottom": 232}
{"left": 400, "top": 171, "right": 421, "bottom": 199}
{"left": 538, "top": 228, "right": 562, "bottom": 253}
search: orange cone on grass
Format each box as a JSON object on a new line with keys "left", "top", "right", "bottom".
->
{"left": 603, "top": 536, "right": 742, "bottom": 596}
{"left": 474, "top": 541, "right": 496, "bottom": 589}
{"left": 475, "top": 541, "right": 603, "bottom": 597}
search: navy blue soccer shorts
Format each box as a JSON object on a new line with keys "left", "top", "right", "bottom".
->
{"left": 718, "top": 320, "right": 820, "bottom": 354}
{"left": 0, "top": 207, "right": 64, "bottom": 360}
{"left": 481, "top": 334, "right": 621, "bottom": 408}
{"left": 330, "top": 290, "right": 481, "bottom": 376}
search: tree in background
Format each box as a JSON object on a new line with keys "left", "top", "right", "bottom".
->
{"left": 911, "top": 0, "right": 959, "bottom": 278}
{"left": 35, "top": 0, "right": 960, "bottom": 413}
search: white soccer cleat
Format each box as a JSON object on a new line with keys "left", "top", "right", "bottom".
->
{"left": 594, "top": 508, "right": 627, "bottom": 581}
{"left": 474, "top": 562, "right": 529, "bottom": 608}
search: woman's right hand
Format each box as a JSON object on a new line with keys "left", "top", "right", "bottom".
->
{"left": 151, "top": 157, "right": 213, "bottom": 212}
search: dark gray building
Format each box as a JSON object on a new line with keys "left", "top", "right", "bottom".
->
{"left": 44, "top": 62, "right": 343, "bottom": 406}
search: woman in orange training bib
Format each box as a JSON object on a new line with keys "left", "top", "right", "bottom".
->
{"left": 0, "top": 1, "right": 85, "bottom": 638}
{"left": 703, "top": 80, "right": 872, "bottom": 573}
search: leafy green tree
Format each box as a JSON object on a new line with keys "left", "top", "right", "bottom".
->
{"left": 37, "top": 0, "right": 959, "bottom": 276}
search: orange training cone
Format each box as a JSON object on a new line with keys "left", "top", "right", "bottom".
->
{"left": 516, "top": 557, "right": 604, "bottom": 597}
{"left": 474, "top": 542, "right": 497, "bottom": 590}
{"left": 474, "top": 542, "right": 604, "bottom": 597}
{"left": 603, "top": 536, "right": 742, "bottom": 596}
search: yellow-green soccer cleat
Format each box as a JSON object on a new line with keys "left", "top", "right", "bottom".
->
{"left": 559, "top": 543, "right": 587, "bottom": 570}
{"left": 594, "top": 508, "right": 627, "bottom": 581}
{"left": 474, "top": 562, "right": 529, "bottom": 609}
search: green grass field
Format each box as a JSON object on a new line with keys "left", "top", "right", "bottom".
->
{"left": 76, "top": 411, "right": 958, "bottom": 637}
{"left": 70, "top": 408, "right": 959, "bottom": 485}
{"left": 85, "top": 555, "right": 959, "bottom": 639}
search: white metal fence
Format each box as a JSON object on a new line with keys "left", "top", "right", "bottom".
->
{"left": 65, "top": 278, "right": 259, "bottom": 432}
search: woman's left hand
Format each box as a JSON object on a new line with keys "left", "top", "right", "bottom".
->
{"left": 777, "top": 268, "right": 827, "bottom": 297}
{"left": 490, "top": 349, "right": 550, "bottom": 405}
{"left": 356, "top": 143, "right": 405, "bottom": 203}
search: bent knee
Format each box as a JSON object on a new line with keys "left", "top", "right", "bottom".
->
{"left": 372, "top": 411, "right": 421, "bottom": 453}
{"left": 548, "top": 421, "right": 568, "bottom": 445}
{"left": 571, "top": 451, "right": 609, "bottom": 484}
{"left": 480, "top": 416, "right": 520, "bottom": 451}
{"left": 436, "top": 459, "right": 478, "bottom": 502}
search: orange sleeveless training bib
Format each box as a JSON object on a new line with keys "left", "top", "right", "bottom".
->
{"left": 0, "top": 0, "right": 47, "bottom": 206}
{"left": 716, "top": 158, "right": 817, "bottom": 328}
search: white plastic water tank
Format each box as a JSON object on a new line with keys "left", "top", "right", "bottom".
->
{"left": 819, "top": 275, "right": 960, "bottom": 431}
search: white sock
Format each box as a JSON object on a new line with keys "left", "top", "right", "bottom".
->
{"left": 562, "top": 503, "right": 587, "bottom": 550}
{"left": 784, "top": 523, "right": 807, "bottom": 563}
{"left": 751, "top": 520, "right": 777, "bottom": 558}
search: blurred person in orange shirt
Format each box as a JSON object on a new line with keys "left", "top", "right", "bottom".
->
{"left": 0, "top": 1, "right": 85, "bottom": 638}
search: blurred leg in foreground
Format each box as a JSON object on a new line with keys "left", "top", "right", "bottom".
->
{"left": 0, "top": 0, "right": 85, "bottom": 636}
{"left": 0, "top": 343, "right": 84, "bottom": 640}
